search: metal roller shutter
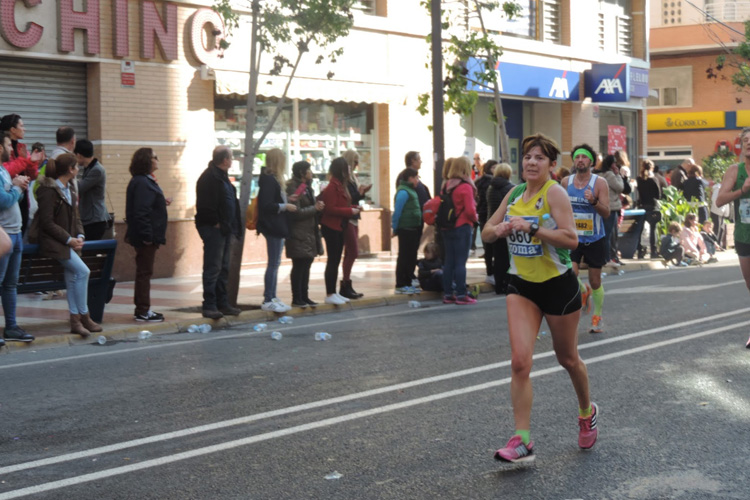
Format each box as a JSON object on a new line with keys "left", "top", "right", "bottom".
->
{"left": 0, "top": 57, "right": 88, "bottom": 147}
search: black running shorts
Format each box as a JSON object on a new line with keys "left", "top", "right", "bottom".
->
{"left": 506, "top": 269, "right": 582, "bottom": 316}
{"left": 570, "top": 237, "right": 608, "bottom": 269}
{"left": 735, "top": 240, "right": 750, "bottom": 258}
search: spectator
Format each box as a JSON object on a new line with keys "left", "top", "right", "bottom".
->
{"left": 653, "top": 165, "right": 669, "bottom": 192}
{"left": 710, "top": 180, "right": 730, "bottom": 248}
{"left": 341, "top": 149, "right": 371, "bottom": 299}
{"left": 392, "top": 167, "right": 422, "bottom": 294}
{"left": 485, "top": 163, "right": 515, "bottom": 293}
{"left": 257, "top": 148, "right": 294, "bottom": 313}
{"left": 36, "top": 154, "right": 101, "bottom": 336}
{"left": 50, "top": 126, "right": 76, "bottom": 160}
{"left": 440, "top": 156, "right": 478, "bottom": 305}
{"left": 195, "top": 146, "right": 242, "bottom": 319}
{"left": 0, "top": 114, "right": 41, "bottom": 234}
{"left": 74, "top": 139, "right": 110, "bottom": 240}
{"left": 700, "top": 220, "right": 721, "bottom": 263}
{"left": 636, "top": 159, "right": 662, "bottom": 259}
{"left": 405, "top": 151, "right": 431, "bottom": 209}
{"left": 319, "top": 157, "right": 360, "bottom": 305}
{"left": 670, "top": 159, "right": 692, "bottom": 191}
{"left": 125, "top": 148, "right": 168, "bottom": 323}
{"left": 285, "top": 160, "right": 324, "bottom": 308}
{"left": 660, "top": 221, "right": 688, "bottom": 267}
{"left": 475, "top": 159, "right": 497, "bottom": 285}
{"left": 681, "top": 213, "right": 709, "bottom": 264}
{"left": 682, "top": 164, "right": 709, "bottom": 224}
{"left": 599, "top": 155, "right": 624, "bottom": 266}
{"left": 0, "top": 227, "right": 10, "bottom": 257}
{"left": 417, "top": 241, "right": 443, "bottom": 292}
{"left": 0, "top": 134, "right": 33, "bottom": 346}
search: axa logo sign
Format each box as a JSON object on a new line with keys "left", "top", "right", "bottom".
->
{"left": 549, "top": 73, "right": 570, "bottom": 99}
{"left": 586, "top": 63, "right": 630, "bottom": 102}
{"left": 594, "top": 78, "right": 624, "bottom": 95}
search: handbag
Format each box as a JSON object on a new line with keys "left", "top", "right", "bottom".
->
{"left": 102, "top": 189, "right": 116, "bottom": 240}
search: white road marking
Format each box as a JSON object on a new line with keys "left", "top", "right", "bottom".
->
{"left": 0, "top": 318, "right": 746, "bottom": 499}
{"left": 607, "top": 279, "right": 745, "bottom": 295}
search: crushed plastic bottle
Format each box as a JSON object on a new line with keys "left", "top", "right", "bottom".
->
{"left": 314, "top": 332, "right": 332, "bottom": 341}
{"left": 138, "top": 331, "right": 153, "bottom": 341}
{"left": 617, "top": 270, "right": 625, "bottom": 276}
{"left": 198, "top": 324, "right": 212, "bottom": 334}
{"left": 278, "top": 316, "right": 294, "bottom": 324}
{"left": 324, "top": 471, "right": 342, "bottom": 480}
{"left": 97, "top": 335, "right": 106, "bottom": 345}
{"left": 187, "top": 325, "right": 199, "bottom": 333}
{"left": 601, "top": 272, "right": 608, "bottom": 277}
{"left": 408, "top": 300, "right": 421, "bottom": 308}
{"left": 541, "top": 213, "right": 557, "bottom": 230}
{"left": 253, "top": 323, "right": 268, "bottom": 332}
{"left": 271, "top": 331, "right": 283, "bottom": 341}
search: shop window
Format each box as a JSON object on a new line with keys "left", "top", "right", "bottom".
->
{"left": 488, "top": 0, "right": 561, "bottom": 44}
{"left": 598, "top": 108, "right": 637, "bottom": 167}
{"left": 705, "top": 0, "right": 749, "bottom": 22}
{"left": 353, "top": 0, "right": 386, "bottom": 16}
{"left": 599, "top": 0, "right": 632, "bottom": 54}
{"left": 648, "top": 148, "right": 693, "bottom": 170}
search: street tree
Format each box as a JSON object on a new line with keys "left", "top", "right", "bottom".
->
{"left": 212, "top": 0, "right": 357, "bottom": 305}
{"left": 706, "top": 20, "right": 750, "bottom": 98}
{"left": 417, "top": 1, "right": 521, "bottom": 163}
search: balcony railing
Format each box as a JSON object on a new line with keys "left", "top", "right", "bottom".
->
{"left": 705, "top": 1, "right": 750, "bottom": 22}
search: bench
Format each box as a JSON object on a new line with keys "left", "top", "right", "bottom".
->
{"left": 18, "top": 240, "right": 118, "bottom": 323}
{"left": 617, "top": 209, "right": 646, "bottom": 259}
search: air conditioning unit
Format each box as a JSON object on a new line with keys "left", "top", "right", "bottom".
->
{"left": 200, "top": 64, "right": 215, "bottom": 81}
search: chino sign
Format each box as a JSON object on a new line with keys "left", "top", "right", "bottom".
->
{"left": 0, "top": 0, "right": 225, "bottom": 66}
{"left": 648, "top": 112, "right": 726, "bottom": 131}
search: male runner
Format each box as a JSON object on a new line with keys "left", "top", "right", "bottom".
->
{"left": 715, "top": 128, "right": 750, "bottom": 347}
{"left": 561, "top": 144, "right": 610, "bottom": 333}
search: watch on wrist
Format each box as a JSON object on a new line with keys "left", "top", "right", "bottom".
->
{"left": 528, "top": 222, "right": 540, "bottom": 237}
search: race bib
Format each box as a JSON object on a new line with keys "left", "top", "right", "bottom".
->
{"left": 505, "top": 215, "right": 543, "bottom": 257}
{"left": 573, "top": 212, "right": 594, "bottom": 236}
{"left": 740, "top": 198, "right": 750, "bottom": 224}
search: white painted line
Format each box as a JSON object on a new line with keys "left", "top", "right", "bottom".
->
{"left": 0, "top": 307, "right": 747, "bottom": 477}
{"left": 0, "top": 319, "right": 746, "bottom": 499}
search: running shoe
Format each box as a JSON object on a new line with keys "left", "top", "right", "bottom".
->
{"left": 578, "top": 402, "right": 599, "bottom": 449}
{"left": 494, "top": 435, "right": 535, "bottom": 463}
{"left": 455, "top": 295, "right": 477, "bottom": 305}
{"left": 589, "top": 315, "right": 603, "bottom": 334}
{"left": 443, "top": 295, "right": 456, "bottom": 304}
{"left": 581, "top": 282, "right": 592, "bottom": 315}
{"left": 745, "top": 335, "right": 750, "bottom": 349}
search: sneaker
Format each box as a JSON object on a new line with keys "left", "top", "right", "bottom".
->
{"left": 395, "top": 286, "right": 415, "bottom": 294}
{"left": 494, "top": 435, "right": 535, "bottom": 463}
{"left": 3, "top": 326, "right": 35, "bottom": 343}
{"left": 745, "top": 335, "right": 750, "bottom": 349}
{"left": 455, "top": 295, "right": 477, "bottom": 305}
{"left": 219, "top": 306, "right": 241, "bottom": 316}
{"left": 202, "top": 308, "right": 224, "bottom": 319}
{"left": 261, "top": 300, "right": 291, "bottom": 313}
{"left": 581, "top": 282, "right": 592, "bottom": 315}
{"left": 304, "top": 298, "right": 318, "bottom": 308}
{"left": 134, "top": 311, "right": 165, "bottom": 322}
{"left": 607, "top": 260, "right": 621, "bottom": 268}
{"left": 291, "top": 300, "right": 309, "bottom": 308}
{"left": 678, "top": 261, "right": 689, "bottom": 267}
{"left": 334, "top": 293, "right": 351, "bottom": 303}
{"left": 578, "top": 402, "right": 599, "bottom": 449}
{"left": 324, "top": 294, "right": 346, "bottom": 305}
{"left": 707, "top": 257, "right": 718, "bottom": 264}
{"left": 411, "top": 278, "right": 421, "bottom": 288}
{"left": 589, "top": 315, "right": 603, "bottom": 334}
{"left": 484, "top": 275, "right": 496, "bottom": 286}
{"left": 443, "top": 295, "right": 456, "bottom": 304}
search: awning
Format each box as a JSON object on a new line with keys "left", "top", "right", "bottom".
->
{"left": 214, "top": 70, "right": 407, "bottom": 105}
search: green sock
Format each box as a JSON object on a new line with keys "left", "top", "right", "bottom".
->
{"left": 592, "top": 285, "right": 604, "bottom": 316}
{"left": 514, "top": 430, "right": 531, "bottom": 445}
{"left": 579, "top": 405, "right": 592, "bottom": 418}
{"left": 577, "top": 276, "right": 586, "bottom": 294}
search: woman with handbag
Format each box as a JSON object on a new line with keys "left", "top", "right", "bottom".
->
{"left": 35, "top": 153, "right": 102, "bottom": 336}
{"left": 636, "top": 159, "right": 662, "bottom": 259}
{"left": 125, "top": 148, "right": 168, "bottom": 322}
{"left": 285, "top": 161, "right": 325, "bottom": 307}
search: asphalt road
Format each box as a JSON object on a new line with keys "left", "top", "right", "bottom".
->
{"left": 1, "top": 261, "right": 749, "bottom": 500}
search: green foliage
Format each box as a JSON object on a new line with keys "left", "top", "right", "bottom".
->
{"left": 709, "top": 20, "right": 750, "bottom": 95}
{"left": 656, "top": 186, "right": 697, "bottom": 235}
{"left": 702, "top": 149, "right": 737, "bottom": 182}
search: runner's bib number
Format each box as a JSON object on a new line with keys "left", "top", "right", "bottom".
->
{"left": 506, "top": 215, "right": 543, "bottom": 257}
{"left": 573, "top": 212, "right": 594, "bottom": 236}
{"left": 740, "top": 199, "right": 750, "bottom": 224}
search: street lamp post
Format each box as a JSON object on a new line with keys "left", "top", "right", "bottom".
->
{"left": 431, "top": 0, "right": 445, "bottom": 195}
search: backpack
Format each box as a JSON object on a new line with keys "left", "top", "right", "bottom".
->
{"left": 422, "top": 195, "right": 440, "bottom": 226}
{"left": 434, "top": 181, "right": 465, "bottom": 229}
{"left": 245, "top": 196, "right": 259, "bottom": 231}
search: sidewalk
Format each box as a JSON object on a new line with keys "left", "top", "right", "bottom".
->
{"left": 3, "top": 250, "right": 738, "bottom": 351}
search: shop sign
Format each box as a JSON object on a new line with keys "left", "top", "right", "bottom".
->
{"left": 647, "top": 111, "right": 726, "bottom": 131}
{"left": 738, "top": 110, "right": 750, "bottom": 128}
{"left": 466, "top": 58, "right": 580, "bottom": 101}
{"left": 630, "top": 67, "right": 649, "bottom": 98}
{"left": 121, "top": 60, "right": 135, "bottom": 87}
{"left": 584, "top": 64, "right": 630, "bottom": 102}
{"left": 0, "top": 0, "right": 225, "bottom": 66}
{"left": 608, "top": 125, "right": 627, "bottom": 154}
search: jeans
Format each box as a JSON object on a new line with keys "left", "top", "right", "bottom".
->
{"left": 603, "top": 211, "right": 618, "bottom": 261}
{"left": 0, "top": 232, "right": 22, "bottom": 327}
{"left": 263, "top": 235, "right": 284, "bottom": 303}
{"left": 493, "top": 237, "right": 510, "bottom": 293}
{"left": 442, "top": 224, "right": 472, "bottom": 298}
{"left": 395, "top": 228, "right": 420, "bottom": 288}
{"left": 198, "top": 225, "right": 232, "bottom": 310}
{"left": 480, "top": 221, "right": 494, "bottom": 276}
{"left": 60, "top": 248, "right": 91, "bottom": 314}
{"left": 134, "top": 244, "right": 158, "bottom": 316}
{"left": 321, "top": 225, "right": 344, "bottom": 295}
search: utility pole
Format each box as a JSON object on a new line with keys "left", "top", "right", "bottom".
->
{"left": 431, "top": 0, "right": 445, "bottom": 194}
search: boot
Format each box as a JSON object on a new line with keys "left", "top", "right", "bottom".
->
{"left": 70, "top": 314, "right": 91, "bottom": 337}
{"left": 339, "top": 280, "right": 363, "bottom": 300}
{"left": 80, "top": 312, "right": 103, "bottom": 333}
{"left": 349, "top": 280, "right": 364, "bottom": 299}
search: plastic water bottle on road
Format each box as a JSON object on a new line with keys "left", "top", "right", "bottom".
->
{"left": 253, "top": 323, "right": 268, "bottom": 332}
{"left": 187, "top": 325, "right": 199, "bottom": 333}
{"left": 271, "top": 331, "right": 283, "bottom": 341}
{"left": 138, "top": 331, "right": 153, "bottom": 340}
{"left": 408, "top": 300, "right": 421, "bottom": 308}
{"left": 97, "top": 336, "right": 106, "bottom": 345}
{"left": 278, "top": 316, "right": 293, "bottom": 324}
{"left": 314, "top": 332, "right": 331, "bottom": 341}
{"left": 199, "top": 324, "right": 212, "bottom": 334}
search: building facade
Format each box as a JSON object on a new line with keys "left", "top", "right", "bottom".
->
{"left": 648, "top": 0, "right": 749, "bottom": 171}
{"left": 0, "top": 0, "right": 648, "bottom": 284}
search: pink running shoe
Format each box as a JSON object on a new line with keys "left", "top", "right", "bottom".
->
{"left": 578, "top": 402, "right": 599, "bottom": 449}
{"left": 455, "top": 295, "right": 477, "bottom": 305}
{"left": 745, "top": 335, "right": 750, "bottom": 348}
{"left": 494, "top": 435, "right": 535, "bottom": 463}
{"left": 443, "top": 295, "right": 456, "bottom": 304}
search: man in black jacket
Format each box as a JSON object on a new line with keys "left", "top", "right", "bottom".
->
{"left": 195, "top": 146, "right": 242, "bottom": 319}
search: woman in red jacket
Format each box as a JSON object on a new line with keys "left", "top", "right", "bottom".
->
{"left": 0, "top": 114, "right": 42, "bottom": 234}
{"left": 319, "top": 157, "right": 360, "bottom": 305}
{"left": 441, "top": 156, "right": 479, "bottom": 305}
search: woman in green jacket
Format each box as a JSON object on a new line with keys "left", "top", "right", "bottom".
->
{"left": 391, "top": 168, "right": 422, "bottom": 294}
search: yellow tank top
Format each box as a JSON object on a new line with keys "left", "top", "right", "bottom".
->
{"left": 505, "top": 180, "right": 572, "bottom": 283}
